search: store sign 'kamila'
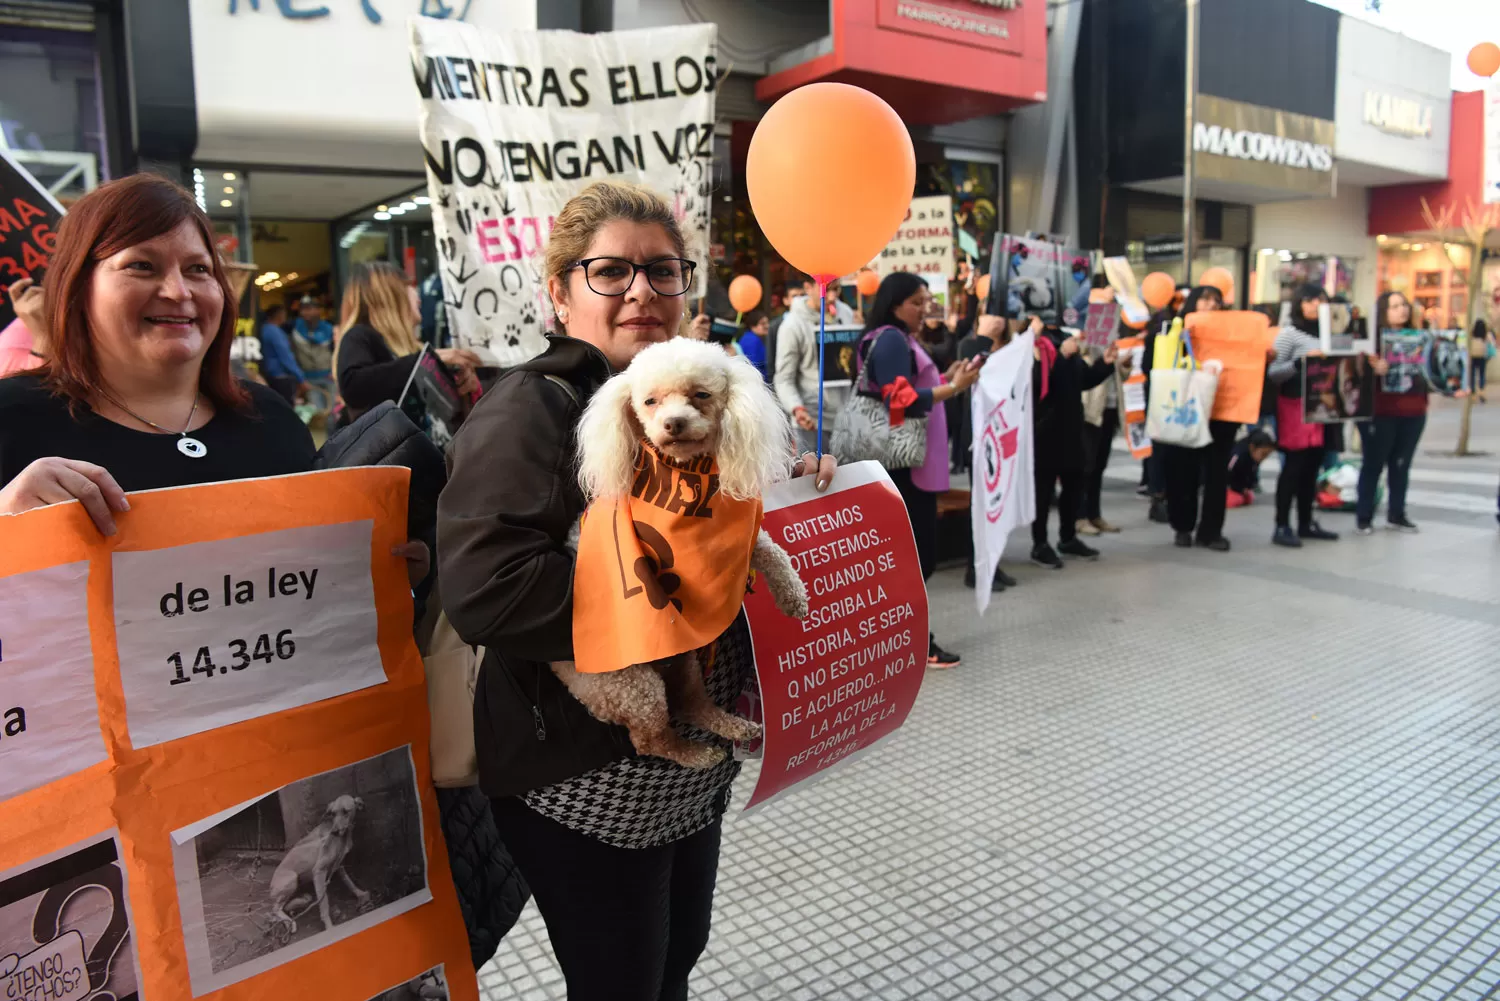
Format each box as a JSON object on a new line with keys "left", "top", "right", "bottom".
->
{"left": 1363, "top": 91, "right": 1434, "bottom": 139}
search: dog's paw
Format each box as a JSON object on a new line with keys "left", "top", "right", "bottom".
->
{"left": 673, "top": 743, "right": 727, "bottom": 770}
{"left": 721, "top": 716, "right": 762, "bottom": 743}
{"left": 774, "top": 578, "right": 810, "bottom": 620}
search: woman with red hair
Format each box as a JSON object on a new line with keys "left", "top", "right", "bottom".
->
{"left": 0, "top": 174, "right": 316, "bottom": 530}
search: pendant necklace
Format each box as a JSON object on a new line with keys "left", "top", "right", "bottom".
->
{"left": 104, "top": 393, "right": 208, "bottom": 459}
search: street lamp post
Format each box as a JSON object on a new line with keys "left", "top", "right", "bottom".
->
{"left": 1182, "top": 0, "right": 1199, "bottom": 288}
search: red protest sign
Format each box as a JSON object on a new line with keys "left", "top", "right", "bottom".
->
{"left": 0, "top": 149, "right": 65, "bottom": 329}
{"left": 741, "top": 461, "right": 929, "bottom": 810}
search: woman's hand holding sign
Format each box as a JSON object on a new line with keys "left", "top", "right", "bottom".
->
{"left": 0, "top": 457, "right": 129, "bottom": 534}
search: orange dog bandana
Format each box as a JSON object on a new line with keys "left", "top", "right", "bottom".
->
{"left": 572, "top": 443, "right": 762, "bottom": 674}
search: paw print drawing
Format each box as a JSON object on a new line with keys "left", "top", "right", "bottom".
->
{"left": 520, "top": 302, "right": 537, "bottom": 326}
{"left": 503, "top": 322, "right": 523, "bottom": 347}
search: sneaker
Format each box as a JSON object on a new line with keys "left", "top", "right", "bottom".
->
{"left": 1174, "top": 531, "right": 1193, "bottom": 548}
{"left": 1091, "top": 518, "right": 1121, "bottom": 534}
{"left": 1148, "top": 498, "right": 1170, "bottom": 524}
{"left": 927, "top": 641, "right": 961, "bottom": 669}
{"left": 1355, "top": 521, "right": 1374, "bottom": 536}
{"left": 1386, "top": 516, "right": 1419, "bottom": 533}
{"left": 996, "top": 568, "right": 1019, "bottom": 588}
{"left": 1299, "top": 521, "right": 1339, "bottom": 541}
{"left": 1196, "top": 536, "right": 1231, "bottom": 552}
{"left": 963, "top": 566, "right": 1006, "bottom": 592}
{"left": 1076, "top": 519, "right": 1101, "bottom": 537}
{"left": 1058, "top": 537, "right": 1100, "bottom": 561}
{"left": 1136, "top": 483, "right": 1151, "bottom": 497}
{"left": 1030, "top": 544, "right": 1064, "bottom": 570}
{"left": 1272, "top": 526, "right": 1303, "bottom": 548}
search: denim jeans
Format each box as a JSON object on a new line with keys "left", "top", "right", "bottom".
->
{"left": 1355, "top": 415, "right": 1426, "bottom": 524}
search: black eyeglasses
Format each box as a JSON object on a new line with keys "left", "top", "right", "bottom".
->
{"left": 570, "top": 257, "right": 696, "bottom": 297}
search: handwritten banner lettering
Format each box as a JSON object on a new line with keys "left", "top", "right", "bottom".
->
{"left": 0, "top": 150, "right": 65, "bottom": 329}
{"left": 411, "top": 20, "right": 718, "bottom": 366}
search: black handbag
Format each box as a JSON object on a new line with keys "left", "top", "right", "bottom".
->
{"left": 314, "top": 400, "right": 447, "bottom": 542}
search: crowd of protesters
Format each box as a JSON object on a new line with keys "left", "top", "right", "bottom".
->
{"left": 1, "top": 172, "right": 1496, "bottom": 1001}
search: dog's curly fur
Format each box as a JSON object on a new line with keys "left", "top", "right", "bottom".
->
{"left": 556, "top": 339, "right": 809, "bottom": 768}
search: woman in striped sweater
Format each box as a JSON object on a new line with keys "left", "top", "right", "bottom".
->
{"left": 1266, "top": 284, "right": 1340, "bottom": 548}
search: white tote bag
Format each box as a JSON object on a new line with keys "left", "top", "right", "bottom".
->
{"left": 1146, "top": 336, "right": 1217, "bottom": 448}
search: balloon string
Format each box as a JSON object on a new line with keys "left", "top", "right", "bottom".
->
{"left": 735, "top": 310, "right": 742, "bottom": 327}
{"left": 817, "top": 283, "right": 827, "bottom": 458}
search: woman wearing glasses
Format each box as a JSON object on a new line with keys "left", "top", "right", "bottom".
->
{"left": 437, "top": 181, "right": 834, "bottom": 1001}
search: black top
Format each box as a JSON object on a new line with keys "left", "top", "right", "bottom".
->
{"left": 438, "top": 335, "right": 639, "bottom": 799}
{"left": 336, "top": 323, "right": 425, "bottom": 425}
{"left": 0, "top": 373, "right": 317, "bottom": 493}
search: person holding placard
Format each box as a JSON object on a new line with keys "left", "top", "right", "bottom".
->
{"left": 0, "top": 175, "right": 319, "bottom": 525}
{"left": 1155, "top": 286, "right": 1239, "bottom": 552}
{"left": 853, "top": 272, "right": 979, "bottom": 666}
{"left": 437, "top": 180, "right": 834, "bottom": 1001}
{"left": 1355, "top": 291, "right": 1426, "bottom": 535}
{"left": 1267, "top": 285, "right": 1340, "bottom": 548}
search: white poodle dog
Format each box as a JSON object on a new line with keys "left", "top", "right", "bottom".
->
{"left": 555, "top": 338, "right": 809, "bottom": 768}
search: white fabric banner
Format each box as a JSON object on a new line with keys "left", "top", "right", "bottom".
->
{"left": 410, "top": 19, "right": 719, "bottom": 366}
{"left": 970, "top": 332, "right": 1035, "bottom": 614}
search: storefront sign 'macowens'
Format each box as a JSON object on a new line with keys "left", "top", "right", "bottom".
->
{"left": 1363, "top": 91, "right": 1433, "bottom": 139}
{"left": 1192, "top": 123, "right": 1334, "bottom": 172}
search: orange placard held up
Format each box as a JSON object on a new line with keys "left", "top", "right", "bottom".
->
{"left": 572, "top": 443, "right": 763, "bottom": 674}
{"left": 1185, "top": 310, "right": 1276, "bottom": 424}
{"left": 1115, "top": 335, "right": 1152, "bottom": 459}
{"left": 0, "top": 469, "right": 477, "bottom": 1001}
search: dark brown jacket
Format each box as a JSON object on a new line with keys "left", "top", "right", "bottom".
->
{"left": 437, "top": 336, "right": 634, "bottom": 799}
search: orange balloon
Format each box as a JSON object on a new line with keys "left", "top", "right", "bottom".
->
{"left": 975, "top": 273, "right": 991, "bottom": 301}
{"left": 1200, "top": 266, "right": 1235, "bottom": 301}
{"left": 855, "top": 269, "right": 881, "bottom": 298}
{"left": 728, "top": 274, "right": 762, "bottom": 314}
{"left": 748, "top": 83, "right": 915, "bottom": 279}
{"left": 1468, "top": 42, "right": 1500, "bottom": 78}
{"left": 1141, "top": 271, "right": 1175, "bottom": 311}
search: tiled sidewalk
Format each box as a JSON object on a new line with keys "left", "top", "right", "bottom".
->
{"left": 480, "top": 482, "right": 1500, "bottom": 1000}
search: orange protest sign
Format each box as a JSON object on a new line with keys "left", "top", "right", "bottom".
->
{"left": 1185, "top": 310, "right": 1276, "bottom": 424}
{"left": 573, "top": 444, "right": 762, "bottom": 674}
{"left": 1115, "top": 335, "right": 1152, "bottom": 459}
{"left": 0, "top": 469, "right": 476, "bottom": 1001}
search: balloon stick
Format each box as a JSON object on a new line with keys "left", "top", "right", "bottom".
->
{"left": 735, "top": 310, "right": 742, "bottom": 326}
{"left": 816, "top": 276, "right": 833, "bottom": 457}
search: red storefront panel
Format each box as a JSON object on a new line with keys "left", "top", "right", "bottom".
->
{"left": 756, "top": 0, "right": 1046, "bottom": 126}
{"left": 1368, "top": 91, "right": 1483, "bottom": 236}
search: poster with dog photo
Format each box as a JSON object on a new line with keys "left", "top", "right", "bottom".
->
{"left": 364, "top": 964, "right": 448, "bottom": 1001}
{"left": 0, "top": 833, "right": 143, "bottom": 1001}
{"left": 1302, "top": 355, "right": 1374, "bottom": 423}
{"left": 986, "top": 233, "right": 1092, "bottom": 327}
{"left": 170, "top": 746, "right": 430, "bottom": 996}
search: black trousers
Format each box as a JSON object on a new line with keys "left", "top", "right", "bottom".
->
{"left": 1032, "top": 447, "right": 1082, "bottom": 548}
{"left": 1163, "top": 420, "right": 1239, "bottom": 542}
{"left": 1082, "top": 408, "right": 1119, "bottom": 521}
{"left": 489, "top": 797, "right": 722, "bottom": 1001}
{"left": 1276, "top": 447, "right": 1323, "bottom": 530}
{"left": 889, "top": 466, "right": 937, "bottom": 581}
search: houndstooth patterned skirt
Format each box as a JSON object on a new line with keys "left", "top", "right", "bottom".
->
{"left": 521, "top": 614, "right": 756, "bottom": 849}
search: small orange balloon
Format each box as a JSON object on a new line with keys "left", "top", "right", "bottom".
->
{"left": 748, "top": 83, "right": 915, "bottom": 279}
{"left": 1468, "top": 42, "right": 1500, "bottom": 78}
{"left": 975, "top": 273, "right": 991, "bottom": 301}
{"left": 1200, "top": 266, "right": 1235, "bottom": 301}
{"left": 1141, "top": 271, "right": 1175, "bottom": 311}
{"left": 856, "top": 269, "right": 881, "bottom": 297}
{"left": 728, "top": 274, "right": 762, "bottom": 314}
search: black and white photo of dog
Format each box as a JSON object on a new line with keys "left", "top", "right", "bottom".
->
{"left": 365, "top": 964, "right": 449, "bottom": 1001}
{"left": 174, "top": 746, "right": 430, "bottom": 987}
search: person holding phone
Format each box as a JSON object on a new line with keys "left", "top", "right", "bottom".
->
{"left": 333, "top": 262, "right": 480, "bottom": 434}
